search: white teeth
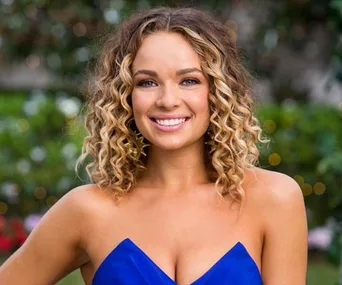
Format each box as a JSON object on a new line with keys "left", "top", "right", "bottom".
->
{"left": 155, "top": 118, "right": 187, "bottom": 126}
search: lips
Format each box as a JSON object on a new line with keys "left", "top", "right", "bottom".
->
{"left": 149, "top": 115, "right": 191, "bottom": 132}
{"left": 156, "top": 117, "right": 188, "bottom": 126}
{"left": 149, "top": 114, "right": 191, "bottom": 125}
{"left": 149, "top": 114, "right": 191, "bottom": 120}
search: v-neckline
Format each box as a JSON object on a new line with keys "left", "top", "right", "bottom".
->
{"left": 92, "top": 238, "right": 259, "bottom": 285}
{"left": 125, "top": 238, "right": 243, "bottom": 285}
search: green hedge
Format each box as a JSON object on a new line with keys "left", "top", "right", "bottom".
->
{"left": 0, "top": 91, "right": 85, "bottom": 216}
{"left": 257, "top": 102, "right": 342, "bottom": 228}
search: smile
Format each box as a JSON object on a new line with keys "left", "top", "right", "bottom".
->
{"left": 149, "top": 116, "right": 191, "bottom": 132}
{"left": 155, "top": 118, "right": 187, "bottom": 126}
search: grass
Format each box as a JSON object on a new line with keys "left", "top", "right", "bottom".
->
{"left": 56, "top": 270, "right": 83, "bottom": 285}
{"left": 306, "top": 260, "right": 339, "bottom": 285}
{"left": 56, "top": 260, "right": 339, "bottom": 285}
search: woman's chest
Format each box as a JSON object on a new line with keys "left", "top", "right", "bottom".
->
{"left": 82, "top": 191, "right": 263, "bottom": 285}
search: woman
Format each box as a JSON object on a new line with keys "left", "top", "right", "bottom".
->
{"left": 0, "top": 7, "right": 307, "bottom": 285}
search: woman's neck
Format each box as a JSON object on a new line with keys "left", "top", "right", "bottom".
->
{"left": 138, "top": 141, "right": 210, "bottom": 193}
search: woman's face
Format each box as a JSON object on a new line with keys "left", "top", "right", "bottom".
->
{"left": 131, "top": 31, "right": 210, "bottom": 150}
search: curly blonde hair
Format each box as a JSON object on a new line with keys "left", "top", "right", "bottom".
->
{"left": 78, "top": 7, "right": 267, "bottom": 204}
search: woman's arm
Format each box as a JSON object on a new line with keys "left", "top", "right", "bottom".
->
{"left": 261, "top": 173, "right": 308, "bottom": 285}
{"left": 0, "top": 186, "right": 90, "bottom": 285}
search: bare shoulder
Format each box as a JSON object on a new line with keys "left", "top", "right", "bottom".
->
{"left": 45, "top": 184, "right": 101, "bottom": 225}
{"left": 244, "top": 167, "right": 304, "bottom": 209}
{"left": 57, "top": 183, "right": 121, "bottom": 232}
{"left": 64, "top": 183, "right": 120, "bottom": 223}
{"left": 65, "top": 183, "right": 104, "bottom": 200}
{"left": 0, "top": 184, "right": 110, "bottom": 285}
{"left": 63, "top": 184, "right": 110, "bottom": 210}
{"left": 244, "top": 167, "right": 308, "bottom": 284}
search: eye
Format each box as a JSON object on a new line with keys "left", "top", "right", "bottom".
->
{"left": 137, "top": 80, "right": 157, "bottom": 88}
{"left": 181, "top": 78, "right": 200, "bottom": 86}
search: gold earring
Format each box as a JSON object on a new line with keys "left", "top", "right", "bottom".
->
{"left": 124, "top": 132, "right": 149, "bottom": 160}
{"left": 205, "top": 126, "right": 214, "bottom": 146}
{"left": 205, "top": 136, "right": 215, "bottom": 146}
{"left": 126, "top": 118, "right": 150, "bottom": 159}
{"left": 134, "top": 131, "right": 150, "bottom": 157}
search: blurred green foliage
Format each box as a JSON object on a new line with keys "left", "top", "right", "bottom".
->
{"left": 258, "top": 102, "right": 342, "bottom": 227}
{"left": 0, "top": 0, "right": 341, "bottom": 92}
{"left": 254, "top": 0, "right": 342, "bottom": 84}
{"left": 328, "top": 231, "right": 341, "bottom": 265}
{"left": 0, "top": 0, "right": 228, "bottom": 88}
{"left": 0, "top": 91, "right": 86, "bottom": 216}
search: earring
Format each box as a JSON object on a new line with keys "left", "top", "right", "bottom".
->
{"left": 133, "top": 131, "right": 150, "bottom": 157}
{"left": 204, "top": 126, "right": 214, "bottom": 146}
{"left": 125, "top": 130, "right": 149, "bottom": 159}
{"left": 205, "top": 136, "right": 215, "bottom": 146}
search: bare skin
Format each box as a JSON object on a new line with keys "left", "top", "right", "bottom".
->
{"left": 0, "top": 168, "right": 307, "bottom": 285}
{"left": 79, "top": 167, "right": 307, "bottom": 285}
{"left": 0, "top": 31, "right": 308, "bottom": 284}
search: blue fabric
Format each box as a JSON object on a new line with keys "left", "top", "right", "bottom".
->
{"left": 92, "top": 238, "right": 263, "bottom": 285}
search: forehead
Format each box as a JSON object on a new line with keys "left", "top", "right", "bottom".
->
{"left": 132, "top": 31, "right": 202, "bottom": 72}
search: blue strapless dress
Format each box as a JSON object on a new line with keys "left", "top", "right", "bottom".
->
{"left": 92, "top": 238, "right": 263, "bottom": 285}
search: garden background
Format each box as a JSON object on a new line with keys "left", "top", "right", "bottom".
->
{"left": 0, "top": 0, "right": 341, "bottom": 284}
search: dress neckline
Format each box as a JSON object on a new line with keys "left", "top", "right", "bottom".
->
{"left": 92, "top": 237, "right": 262, "bottom": 284}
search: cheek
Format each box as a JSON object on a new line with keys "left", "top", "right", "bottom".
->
{"left": 131, "top": 92, "right": 154, "bottom": 134}
{"left": 190, "top": 90, "right": 210, "bottom": 118}
{"left": 132, "top": 92, "right": 149, "bottom": 117}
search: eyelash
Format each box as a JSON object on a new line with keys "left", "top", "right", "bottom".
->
{"left": 136, "top": 78, "right": 200, "bottom": 88}
{"left": 182, "top": 78, "right": 200, "bottom": 86}
{"left": 137, "top": 80, "right": 157, "bottom": 88}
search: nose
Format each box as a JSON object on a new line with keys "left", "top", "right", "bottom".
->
{"left": 155, "top": 83, "right": 181, "bottom": 109}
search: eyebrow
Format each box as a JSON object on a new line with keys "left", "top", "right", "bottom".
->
{"left": 176, "top": 67, "right": 203, "bottom": 76}
{"left": 133, "top": 67, "right": 203, "bottom": 77}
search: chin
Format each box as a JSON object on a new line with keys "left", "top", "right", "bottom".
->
{"left": 149, "top": 136, "right": 204, "bottom": 151}
{"left": 151, "top": 141, "right": 187, "bottom": 151}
